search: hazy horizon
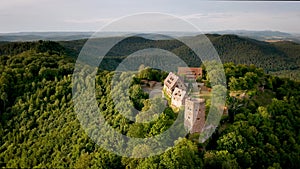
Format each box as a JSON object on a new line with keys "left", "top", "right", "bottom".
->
{"left": 0, "top": 29, "right": 299, "bottom": 34}
{"left": 0, "top": 1, "right": 300, "bottom": 33}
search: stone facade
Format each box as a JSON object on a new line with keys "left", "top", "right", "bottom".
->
{"left": 163, "top": 72, "right": 186, "bottom": 98}
{"left": 163, "top": 70, "right": 206, "bottom": 134}
{"left": 184, "top": 98, "right": 205, "bottom": 134}
{"left": 178, "top": 67, "right": 203, "bottom": 80}
{"left": 171, "top": 87, "right": 187, "bottom": 108}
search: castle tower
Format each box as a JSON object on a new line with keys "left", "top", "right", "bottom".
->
{"left": 184, "top": 98, "right": 205, "bottom": 133}
{"left": 171, "top": 87, "right": 187, "bottom": 108}
{"left": 163, "top": 72, "right": 186, "bottom": 98}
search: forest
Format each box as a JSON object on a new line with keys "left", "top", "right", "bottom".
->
{"left": 0, "top": 36, "right": 299, "bottom": 168}
{"left": 1, "top": 34, "right": 300, "bottom": 81}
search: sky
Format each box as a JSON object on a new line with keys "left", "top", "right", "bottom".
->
{"left": 0, "top": 0, "right": 300, "bottom": 33}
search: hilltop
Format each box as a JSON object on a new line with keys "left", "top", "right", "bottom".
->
{"left": 0, "top": 47, "right": 299, "bottom": 168}
{"left": 0, "top": 34, "right": 300, "bottom": 81}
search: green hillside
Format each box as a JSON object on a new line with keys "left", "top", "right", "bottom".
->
{"left": 0, "top": 48, "right": 299, "bottom": 168}
{"left": 208, "top": 34, "right": 299, "bottom": 71}
{"left": 0, "top": 38, "right": 299, "bottom": 168}
{"left": 1, "top": 34, "right": 299, "bottom": 80}
{"left": 59, "top": 34, "right": 300, "bottom": 80}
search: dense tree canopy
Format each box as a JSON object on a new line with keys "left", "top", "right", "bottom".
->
{"left": 0, "top": 40, "right": 299, "bottom": 168}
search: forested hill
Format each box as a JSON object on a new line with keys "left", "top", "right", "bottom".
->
{"left": 61, "top": 34, "right": 300, "bottom": 73}
{"left": 0, "top": 34, "right": 300, "bottom": 80}
{"left": 0, "top": 44, "right": 299, "bottom": 168}
{"left": 207, "top": 34, "right": 299, "bottom": 71}
{"left": 0, "top": 40, "right": 65, "bottom": 56}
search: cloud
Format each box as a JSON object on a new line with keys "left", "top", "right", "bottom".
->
{"left": 0, "top": 0, "right": 49, "bottom": 9}
{"left": 64, "top": 18, "right": 113, "bottom": 24}
{"left": 181, "top": 13, "right": 208, "bottom": 19}
{"left": 181, "top": 13, "right": 232, "bottom": 20}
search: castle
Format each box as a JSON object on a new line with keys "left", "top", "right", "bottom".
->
{"left": 163, "top": 72, "right": 187, "bottom": 97}
{"left": 163, "top": 68, "right": 205, "bottom": 134}
{"left": 184, "top": 98, "right": 205, "bottom": 133}
{"left": 178, "top": 67, "right": 203, "bottom": 80}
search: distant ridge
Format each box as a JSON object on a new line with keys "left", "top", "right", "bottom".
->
{"left": 0, "top": 32, "right": 94, "bottom": 42}
{"left": 1, "top": 30, "right": 300, "bottom": 42}
{"left": 209, "top": 30, "right": 300, "bottom": 43}
{"left": 0, "top": 33, "right": 299, "bottom": 80}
